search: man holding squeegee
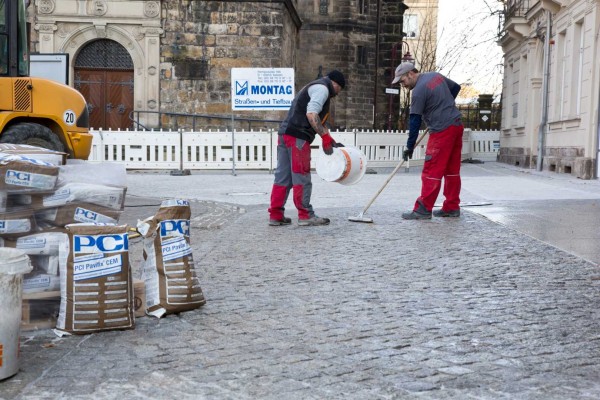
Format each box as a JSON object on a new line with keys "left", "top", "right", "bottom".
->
{"left": 393, "top": 62, "right": 464, "bottom": 220}
{"left": 268, "top": 70, "right": 346, "bottom": 226}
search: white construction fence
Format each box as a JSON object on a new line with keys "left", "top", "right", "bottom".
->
{"left": 88, "top": 128, "right": 499, "bottom": 171}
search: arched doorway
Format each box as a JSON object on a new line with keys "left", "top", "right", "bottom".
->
{"left": 74, "top": 39, "right": 134, "bottom": 130}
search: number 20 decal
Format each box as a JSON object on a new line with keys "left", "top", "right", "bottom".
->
{"left": 63, "top": 110, "right": 76, "bottom": 126}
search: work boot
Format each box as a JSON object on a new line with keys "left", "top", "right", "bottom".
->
{"left": 269, "top": 217, "right": 292, "bottom": 226}
{"left": 298, "top": 216, "right": 330, "bottom": 226}
{"left": 433, "top": 208, "right": 460, "bottom": 217}
{"left": 401, "top": 202, "right": 432, "bottom": 220}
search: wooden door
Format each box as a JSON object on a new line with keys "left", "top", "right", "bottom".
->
{"left": 75, "top": 69, "right": 133, "bottom": 130}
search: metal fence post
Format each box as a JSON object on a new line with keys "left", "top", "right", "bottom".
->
{"left": 231, "top": 114, "right": 236, "bottom": 176}
{"left": 170, "top": 128, "right": 190, "bottom": 176}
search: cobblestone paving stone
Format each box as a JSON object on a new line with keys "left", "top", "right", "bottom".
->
{"left": 2, "top": 202, "right": 600, "bottom": 399}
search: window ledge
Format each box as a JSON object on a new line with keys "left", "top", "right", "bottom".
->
{"left": 548, "top": 117, "right": 581, "bottom": 130}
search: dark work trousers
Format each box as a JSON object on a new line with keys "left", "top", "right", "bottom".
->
{"left": 269, "top": 134, "right": 315, "bottom": 220}
{"left": 413, "top": 123, "right": 464, "bottom": 212}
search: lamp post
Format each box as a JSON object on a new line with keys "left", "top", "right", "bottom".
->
{"left": 387, "top": 41, "right": 414, "bottom": 131}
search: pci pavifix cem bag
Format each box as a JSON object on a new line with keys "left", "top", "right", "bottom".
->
{"left": 56, "top": 223, "right": 134, "bottom": 335}
{"left": 138, "top": 199, "right": 206, "bottom": 318}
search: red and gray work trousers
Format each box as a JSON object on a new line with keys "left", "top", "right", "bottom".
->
{"left": 413, "top": 123, "right": 464, "bottom": 212}
{"left": 269, "top": 134, "right": 315, "bottom": 220}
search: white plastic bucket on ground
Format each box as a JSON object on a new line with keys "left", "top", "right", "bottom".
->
{"left": 0, "top": 248, "right": 32, "bottom": 381}
{"left": 316, "top": 146, "right": 367, "bottom": 185}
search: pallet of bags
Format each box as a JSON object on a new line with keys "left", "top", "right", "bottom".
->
{"left": 55, "top": 223, "right": 134, "bottom": 336}
{"left": 0, "top": 147, "right": 65, "bottom": 329}
{"left": 137, "top": 199, "right": 206, "bottom": 318}
{"left": 0, "top": 150, "right": 130, "bottom": 330}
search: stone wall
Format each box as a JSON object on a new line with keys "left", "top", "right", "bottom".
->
{"left": 159, "top": 0, "right": 299, "bottom": 128}
{"left": 296, "top": 0, "right": 407, "bottom": 130}
{"left": 499, "top": 146, "right": 594, "bottom": 179}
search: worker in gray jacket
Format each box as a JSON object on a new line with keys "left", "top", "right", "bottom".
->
{"left": 268, "top": 70, "right": 346, "bottom": 226}
{"left": 393, "top": 62, "right": 463, "bottom": 219}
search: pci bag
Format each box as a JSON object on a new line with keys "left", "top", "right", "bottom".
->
{"left": 0, "top": 154, "right": 59, "bottom": 192}
{"left": 56, "top": 223, "right": 134, "bottom": 335}
{"left": 0, "top": 144, "right": 67, "bottom": 166}
{"left": 139, "top": 199, "right": 206, "bottom": 318}
{"left": 36, "top": 202, "right": 122, "bottom": 226}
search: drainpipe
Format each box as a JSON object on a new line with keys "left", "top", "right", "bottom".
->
{"left": 537, "top": 10, "right": 552, "bottom": 171}
{"left": 597, "top": 80, "right": 600, "bottom": 179}
{"left": 374, "top": 0, "right": 381, "bottom": 129}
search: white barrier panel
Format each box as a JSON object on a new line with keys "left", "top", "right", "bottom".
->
{"left": 89, "top": 128, "right": 500, "bottom": 170}
{"left": 183, "top": 130, "right": 273, "bottom": 170}
{"left": 469, "top": 130, "right": 500, "bottom": 161}
{"left": 89, "top": 129, "right": 181, "bottom": 169}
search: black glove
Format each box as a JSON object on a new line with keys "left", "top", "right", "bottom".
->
{"left": 402, "top": 148, "right": 413, "bottom": 162}
{"left": 332, "top": 142, "right": 344, "bottom": 148}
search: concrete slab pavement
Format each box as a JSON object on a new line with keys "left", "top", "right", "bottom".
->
{"left": 2, "top": 162, "right": 600, "bottom": 399}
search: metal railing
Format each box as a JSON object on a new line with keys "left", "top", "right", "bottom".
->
{"left": 504, "top": 0, "right": 530, "bottom": 20}
{"left": 129, "top": 110, "right": 282, "bottom": 132}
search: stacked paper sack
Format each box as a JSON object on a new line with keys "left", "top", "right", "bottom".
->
{"left": 0, "top": 145, "right": 129, "bottom": 332}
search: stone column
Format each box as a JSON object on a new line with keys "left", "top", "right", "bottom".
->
{"left": 35, "top": 23, "right": 57, "bottom": 53}
{"left": 144, "top": 28, "right": 162, "bottom": 128}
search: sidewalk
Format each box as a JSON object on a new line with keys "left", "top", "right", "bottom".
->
{"left": 2, "top": 162, "right": 600, "bottom": 399}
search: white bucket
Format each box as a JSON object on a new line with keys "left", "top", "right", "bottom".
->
{"left": 316, "top": 146, "right": 367, "bottom": 185}
{"left": 0, "top": 248, "right": 32, "bottom": 381}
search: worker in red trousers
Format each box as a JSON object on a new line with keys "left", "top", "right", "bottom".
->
{"left": 393, "top": 62, "right": 464, "bottom": 220}
{"left": 268, "top": 70, "right": 346, "bottom": 226}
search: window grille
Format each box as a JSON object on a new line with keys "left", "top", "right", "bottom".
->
{"left": 75, "top": 39, "right": 133, "bottom": 70}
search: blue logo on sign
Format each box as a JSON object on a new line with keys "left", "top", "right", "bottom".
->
{"left": 236, "top": 81, "right": 248, "bottom": 95}
{"left": 75, "top": 208, "right": 98, "bottom": 221}
{"left": 74, "top": 234, "right": 128, "bottom": 253}
{"left": 160, "top": 220, "right": 190, "bottom": 237}
{"left": 6, "top": 170, "right": 31, "bottom": 182}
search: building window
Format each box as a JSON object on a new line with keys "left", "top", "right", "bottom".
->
{"left": 511, "top": 59, "right": 519, "bottom": 121}
{"left": 518, "top": 54, "right": 527, "bottom": 127}
{"left": 357, "top": 46, "right": 367, "bottom": 66}
{"left": 319, "top": 0, "right": 328, "bottom": 15}
{"left": 358, "top": 0, "right": 368, "bottom": 15}
{"left": 571, "top": 19, "right": 584, "bottom": 116}
{"left": 403, "top": 14, "right": 418, "bottom": 38}
{"left": 504, "top": 60, "right": 514, "bottom": 127}
{"left": 555, "top": 30, "right": 567, "bottom": 120}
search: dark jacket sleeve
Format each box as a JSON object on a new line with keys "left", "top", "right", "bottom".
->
{"left": 446, "top": 78, "right": 461, "bottom": 99}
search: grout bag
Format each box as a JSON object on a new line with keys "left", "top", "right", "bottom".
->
{"left": 138, "top": 199, "right": 206, "bottom": 318}
{"left": 55, "top": 223, "right": 134, "bottom": 336}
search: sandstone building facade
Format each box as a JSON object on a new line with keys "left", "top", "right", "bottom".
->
{"left": 29, "top": 0, "right": 411, "bottom": 131}
{"left": 499, "top": 0, "right": 600, "bottom": 179}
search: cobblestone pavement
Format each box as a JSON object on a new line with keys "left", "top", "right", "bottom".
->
{"left": 3, "top": 189, "right": 600, "bottom": 399}
{"left": 0, "top": 198, "right": 600, "bottom": 399}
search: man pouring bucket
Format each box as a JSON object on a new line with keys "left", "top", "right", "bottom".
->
{"left": 268, "top": 70, "right": 346, "bottom": 226}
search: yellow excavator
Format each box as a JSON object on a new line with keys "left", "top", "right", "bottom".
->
{"left": 0, "top": 0, "right": 92, "bottom": 159}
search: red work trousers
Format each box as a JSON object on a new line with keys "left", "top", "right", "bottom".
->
{"left": 413, "top": 123, "right": 464, "bottom": 212}
{"left": 269, "top": 134, "right": 314, "bottom": 220}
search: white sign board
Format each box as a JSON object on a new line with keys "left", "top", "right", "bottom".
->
{"left": 30, "top": 53, "right": 69, "bottom": 85}
{"left": 385, "top": 88, "right": 400, "bottom": 94}
{"left": 231, "top": 68, "right": 294, "bottom": 111}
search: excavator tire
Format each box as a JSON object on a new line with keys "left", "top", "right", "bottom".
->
{"left": 0, "top": 122, "right": 65, "bottom": 152}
